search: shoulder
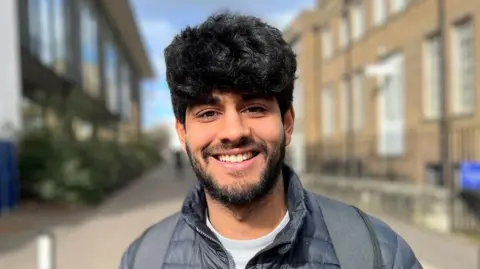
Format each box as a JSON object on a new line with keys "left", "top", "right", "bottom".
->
{"left": 118, "top": 212, "right": 182, "bottom": 269}
{"left": 367, "top": 215, "right": 422, "bottom": 269}
{"left": 306, "top": 192, "right": 421, "bottom": 269}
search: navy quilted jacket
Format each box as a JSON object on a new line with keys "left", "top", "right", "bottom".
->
{"left": 120, "top": 165, "right": 422, "bottom": 269}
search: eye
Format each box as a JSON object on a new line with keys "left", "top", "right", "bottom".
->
{"left": 196, "top": 110, "right": 219, "bottom": 121}
{"left": 243, "top": 106, "right": 266, "bottom": 115}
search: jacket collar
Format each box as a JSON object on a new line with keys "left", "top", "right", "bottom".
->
{"left": 180, "top": 164, "right": 308, "bottom": 244}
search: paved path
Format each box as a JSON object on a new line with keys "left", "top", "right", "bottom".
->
{"left": 371, "top": 212, "right": 478, "bottom": 269}
{"left": 0, "top": 164, "right": 197, "bottom": 269}
{"left": 0, "top": 164, "right": 478, "bottom": 268}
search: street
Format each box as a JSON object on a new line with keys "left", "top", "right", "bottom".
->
{"left": 0, "top": 164, "right": 478, "bottom": 268}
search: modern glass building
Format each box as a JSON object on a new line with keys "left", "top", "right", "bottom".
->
{"left": 17, "top": 0, "right": 154, "bottom": 140}
{"left": 0, "top": 0, "right": 154, "bottom": 212}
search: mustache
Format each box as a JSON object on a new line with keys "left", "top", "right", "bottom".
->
{"left": 202, "top": 137, "right": 268, "bottom": 158}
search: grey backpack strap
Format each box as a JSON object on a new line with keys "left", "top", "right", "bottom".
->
{"left": 130, "top": 212, "right": 181, "bottom": 269}
{"left": 318, "top": 196, "right": 383, "bottom": 269}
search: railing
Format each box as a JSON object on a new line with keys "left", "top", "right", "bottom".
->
{"left": 304, "top": 126, "right": 480, "bottom": 233}
{"left": 306, "top": 126, "right": 480, "bottom": 185}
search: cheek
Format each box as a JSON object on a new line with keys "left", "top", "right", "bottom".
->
{"left": 251, "top": 121, "right": 284, "bottom": 143}
{"left": 186, "top": 125, "right": 216, "bottom": 152}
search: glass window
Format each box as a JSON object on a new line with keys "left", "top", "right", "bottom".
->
{"left": 80, "top": 0, "right": 100, "bottom": 98}
{"left": 27, "top": 0, "right": 68, "bottom": 73}
{"left": 322, "top": 85, "right": 334, "bottom": 137}
{"left": 52, "top": 0, "right": 67, "bottom": 73}
{"left": 104, "top": 29, "right": 120, "bottom": 113}
{"left": 352, "top": 2, "right": 364, "bottom": 41}
{"left": 322, "top": 26, "right": 332, "bottom": 59}
{"left": 119, "top": 56, "right": 132, "bottom": 120}
{"left": 452, "top": 20, "right": 475, "bottom": 115}
{"left": 423, "top": 35, "right": 440, "bottom": 119}
{"left": 39, "top": 0, "right": 53, "bottom": 64}
{"left": 339, "top": 17, "right": 348, "bottom": 49}
{"left": 373, "top": 0, "right": 387, "bottom": 26}
{"left": 27, "top": 0, "right": 41, "bottom": 53}
{"left": 27, "top": 0, "right": 54, "bottom": 65}
{"left": 340, "top": 79, "right": 349, "bottom": 132}
{"left": 353, "top": 72, "right": 364, "bottom": 131}
{"left": 391, "top": 0, "right": 407, "bottom": 14}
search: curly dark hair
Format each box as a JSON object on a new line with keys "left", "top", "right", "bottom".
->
{"left": 164, "top": 11, "right": 297, "bottom": 124}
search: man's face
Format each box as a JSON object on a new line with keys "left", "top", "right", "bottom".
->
{"left": 176, "top": 91, "right": 294, "bottom": 206}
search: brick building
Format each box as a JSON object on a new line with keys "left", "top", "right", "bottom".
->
{"left": 283, "top": 0, "right": 480, "bottom": 185}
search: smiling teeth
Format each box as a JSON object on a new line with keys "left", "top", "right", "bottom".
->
{"left": 218, "top": 152, "right": 254, "bottom": 163}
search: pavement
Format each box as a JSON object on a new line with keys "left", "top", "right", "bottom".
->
{"left": 0, "top": 164, "right": 478, "bottom": 268}
{"left": 368, "top": 212, "right": 479, "bottom": 269}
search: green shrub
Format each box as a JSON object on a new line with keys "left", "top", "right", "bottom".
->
{"left": 17, "top": 129, "right": 162, "bottom": 205}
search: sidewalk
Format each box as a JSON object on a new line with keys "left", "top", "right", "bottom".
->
{"left": 376, "top": 213, "right": 479, "bottom": 269}
{"left": 1, "top": 164, "right": 478, "bottom": 268}
{"left": 0, "top": 164, "right": 196, "bottom": 269}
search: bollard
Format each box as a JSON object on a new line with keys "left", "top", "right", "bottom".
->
{"left": 37, "top": 231, "right": 56, "bottom": 269}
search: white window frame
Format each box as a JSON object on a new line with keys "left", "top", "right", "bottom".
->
{"left": 373, "top": 0, "right": 387, "bottom": 26}
{"left": 322, "top": 85, "right": 335, "bottom": 137}
{"left": 451, "top": 19, "right": 475, "bottom": 115}
{"left": 322, "top": 26, "right": 333, "bottom": 59}
{"left": 423, "top": 34, "right": 441, "bottom": 120}
{"left": 352, "top": 2, "right": 365, "bottom": 41}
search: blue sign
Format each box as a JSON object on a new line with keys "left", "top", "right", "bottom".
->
{"left": 0, "top": 140, "right": 18, "bottom": 214}
{"left": 460, "top": 162, "right": 480, "bottom": 190}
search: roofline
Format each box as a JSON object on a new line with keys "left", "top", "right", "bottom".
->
{"left": 100, "top": 0, "right": 155, "bottom": 79}
{"left": 282, "top": 10, "right": 315, "bottom": 43}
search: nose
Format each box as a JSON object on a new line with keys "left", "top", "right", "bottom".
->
{"left": 219, "top": 110, "right": 251, "bottom": 143}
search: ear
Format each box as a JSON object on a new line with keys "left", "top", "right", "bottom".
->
{"left": 175, "top": 119, "right": 187, "bottom": 153}
{"left": 283, "top": 105, "right": 295, "bottom": 146}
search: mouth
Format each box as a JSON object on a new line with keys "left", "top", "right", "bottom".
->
{"left": 212, "top": 151, "right": 260, "bottom": 163}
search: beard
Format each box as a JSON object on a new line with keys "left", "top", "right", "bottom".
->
{"left": 185, "top": 135, "right": 286, "bottom": 207}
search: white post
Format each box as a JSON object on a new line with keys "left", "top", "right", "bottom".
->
{"left": 37, "top": 232, "right": 56, "bottom": 269}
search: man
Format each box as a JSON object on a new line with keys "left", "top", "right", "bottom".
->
{"left": 173, "top": 149, "right": 184, "bottom": 179}
{"left": 119, "top": 12, "right": 422, "bottom": 269}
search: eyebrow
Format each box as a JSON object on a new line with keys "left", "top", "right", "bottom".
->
{"left": 195, "top": 95, "right": 221, "bottom": 106}
{"left": 192, "top": 93, "right": 272, "bottom": 107}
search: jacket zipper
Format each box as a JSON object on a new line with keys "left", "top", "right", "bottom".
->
{"left": 196, "top": 227, "right": 235, "bottom": 269}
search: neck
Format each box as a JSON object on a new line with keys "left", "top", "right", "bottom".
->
{"left": 206, "top": 175, "right": 287, "bottom": 240}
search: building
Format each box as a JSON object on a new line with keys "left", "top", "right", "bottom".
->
{"left": 1, "top": 0, "right": 154, "bottom": 142}
{"left": 0, "top": 0, "right": 153, "bottom": 212}
{"left": 283, "top": 0, "right": 480, "bottom": 186}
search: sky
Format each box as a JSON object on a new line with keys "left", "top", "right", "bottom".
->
{"left": 129, "top": 0, "right": 315, "bottom": 129}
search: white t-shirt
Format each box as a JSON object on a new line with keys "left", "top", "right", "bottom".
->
{"left": 206, "top": 212, "right": 290, "bottom": 269}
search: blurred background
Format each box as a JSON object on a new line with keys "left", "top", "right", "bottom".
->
{"left": 1, "top": 0, "right": 480, "bottom": 268}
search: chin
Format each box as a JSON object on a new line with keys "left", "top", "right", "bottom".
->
{"left": 210, "top": 162, "right": 266, "bottom": 182}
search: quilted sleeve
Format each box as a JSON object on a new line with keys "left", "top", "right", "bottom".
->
{"left": 118, "top": 237, "right": 142, "bottom": 269}
{"left": 391, "top": 232, "right": 423, "bottom": 269}
{"left": 368, "top": 215, "right": 423, "bottom": 269}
